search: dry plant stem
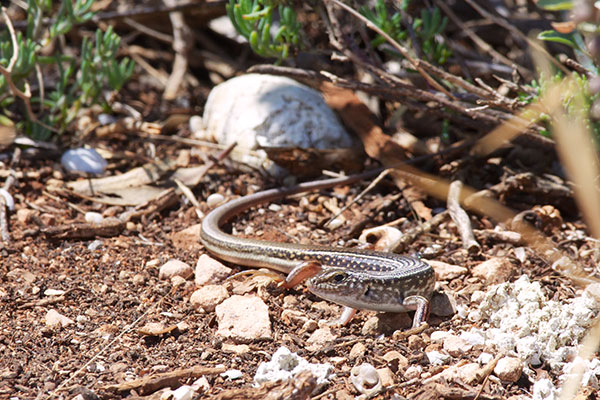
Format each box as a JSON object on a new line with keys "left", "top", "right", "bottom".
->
{"left": 324, "top": 168, "right": 391, "bottom": 227}
{"left": 163, "top": 0, "right": 194, "bottom": 100}
{"left": 434, "top": 0, "right": 530, "bottom": 79}
{"left": 447, "top": 180, "right": 480, "bottom": 253}
{"left": 393, "top": 210, "right": 449, "bottom": 253}
{"left": 326, "top": 0, "right": 454, "bottom": 99}
{"left": 463, "top": 0, "right": 568, "bottom": 75}
{"left": 0, "top": 196, "right": 8, "bottom": 242}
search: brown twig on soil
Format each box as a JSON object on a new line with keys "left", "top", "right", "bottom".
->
{"left": 447, "top": 180, "right": 481, "bottom": 254}
{"left": 0, "top": 147, "right": 21, "bottom": 242}
{"left": 163, "top": 0, "right": 195, "bottom": 100}
{"left": 393, "top": 210, "right": 449, "bottom": 253}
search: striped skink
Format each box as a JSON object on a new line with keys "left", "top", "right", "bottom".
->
{"left": 200, "top": 170, "right": 435, "bottom": 327}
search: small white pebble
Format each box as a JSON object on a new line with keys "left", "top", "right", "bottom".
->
{"left": 426, "top": 351, "right": 451, "bottom": 366}
{"left": 350, "top": 363, "right": 382, "bottom": 397}
{"left": 221, "top": 369, "right": 243, "bottom": 380}
{"left": 477, "top": 352, "right": 494, "bottom": 365}
{"left": 268, "top": 203, "right": 282, "bottom": 212}
{"left": 85, "top": 212, "right": 103, "bottom": 224}
{"left": 327, "top": 217, "right": 344, "bottom": 230}
{"left": 88, "top": 240, "right": 103, "bottom": 251}
{"left": 171, "top": 385, "right": 195, "bottom": 400}
{"left": 61, "top": 148, "right": 107, "bottom": 174}
{"left": 206, "top": 193, "right": 225, "bottom": 208}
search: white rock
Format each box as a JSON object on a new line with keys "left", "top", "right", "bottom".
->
{"left": 171, "top": 385, "right": 195, "bottom": 400}
{"left": 460, "top": 330, "right": 486, "bottom": 346}
{"left": 196, "top": 74, "right": 356, "bottom": 173}
{"left": 426, "top": 351, "right": 451, "bottom": 366}
{"left": 477, "top": 352, "right": 494, "bottom": 365}
{"left": 443, "top": 334, "right": 473, "bottom": 357}
{"left": 531, "top": 378, "right": 557, "bottom": 400}
{"left": 195, "top": 254, "right": 232, "bottom": 286}
{"left": 349, "top": 342, "right": 367, "bottom": 360}
{"left": 189, "top": 285, "right": 228, "bottom": 312}
{"left": 85, "top": 212, "right": 103, "bottom": 224}
{"left": 45, "top": 309, "right": 74, "bottom": 328}
{"left": 206, "top": 193, "right": 225, "bottom": 208}
{"left": 159, "top": 260, "right": 193, "bottom": 280}
{"left": 350, "top": 363, "right": 382, "bottom": 397}
{"left": 254, "top": 346, "right": 334, "bottom": 388}
{"left": 494, "top": 356, "right": 523, "bottom": 382}
{"left": 306, "top": 327, "right": 337, "bottom": 352}
{"left": 215, "top": 295, "right": 272, "bottom": 341}
{"left": 427, "top": 260, "right": 468, "bottom": 280}
{"left": 430, "top": 330, "right": 451, "bottom": 342}
{"left": 404, "top": 365, "right": 422, "bottom": 380}
{"left": 61, "top": 148, "right": 107, "bottom": 174}
{"left": 221, "top": 369, "right": 243, "bottom": 380}
{"left": 472, "top": 257, "right": 515, "bottom": 284}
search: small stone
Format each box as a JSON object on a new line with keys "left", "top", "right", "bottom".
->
{"left": 404, "top": 365, "right": 422, "bottom": 380}
{"left": 215, "top": 295, "right": 272, "bottom": 342}
{"left": 206, "top": 193, "right": 225, "bottom": 208}
{"left": 377, "top": 367, "right": 395, "bottom": 387}
{"left": 306, "top": 327, "right": 337, "bottom": 352}
{"left": 171, "top": 223, "right": 202, "bottom": 250}
{"left": 494, "top": 356, "right": 523, "bottom": 382}
{"left": 44, "top": 289, "right": 65, "bottom": 296}
{"left": 61, "top": 148, "right": 107, "bottom": 174}
{"left": 7, "top": 268, "right": 36, "bottom": 284}
{"left": 172, "top": 385, "right": 195, "bottom": 400}
{"left": 349, "top": 342, "right": 367, "bottom": 360}
{"left": 221, "top": 369, "right": 243, "bottom": 380}
{"left": 132, "top": 273, "right": 146, "bottom": 285}
{"left": 472, "top": 257, "right": 516, "bottom": 284}
{"left": 85, "top": 212, "right": 103, "bottom": 224}
{"left": 45, "top": 309, "right": 74, "bottom": 328}
{"left": 222, "top": 343, "right": 251, "bottom": 355}
{"left": 408, "top": 335, "right": 426, "bottom": 350}
{"left": 159, "top": 259, "right": 193, "bottom": 280}
{"left": 350, "top": 363, "right": 382, "bottom": 397}
{"left": 382, "top": 351, "right": 408, "bottom": 372}
{"left": 171, "top": 275, "right": 187, "bottom": 287}
{"left": 195, "top": 254, "right": 232, "bottom": 286}
{"left": 16, "top": 208, "right": 37, "bottom": 224}
{"left": 443, "top": 334, "right": 473, "bottom": 357}
{"left": 430, "top": 330, "right": 451, "bottom": 342}
{"left": 190, "top": 376, "right": 210, "bottom": 393}
{"left": 190, "top": 285, "right": 228, "bottom": 312}
{"left": 426, "top": 350, "right": 451, "bottom": 366}
{"left": 427, "top": 260, "right": 468, "bottom": 280}
{"left": 430, "top": 292, "right": 457, "bottom": 317}
{"left": 176, "top": 321, "right": 190, "bottom": 332}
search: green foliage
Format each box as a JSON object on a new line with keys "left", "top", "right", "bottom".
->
{"left": 0, "top": 0, "right": 135, "bottom": 139}
{"left": 536, "top": 0, "right": 573, "bottom": 11}
{"left": 360, "top": 0, "right": 452, "bottom": 65}
{"left": 226, "top": 0, "right": 301, "bottom": 62}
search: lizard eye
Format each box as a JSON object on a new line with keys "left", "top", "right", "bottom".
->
{"left": 332, "top": 273, "right": 346, "bottom": 283}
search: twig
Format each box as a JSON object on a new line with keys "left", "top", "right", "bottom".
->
{"left": 325, "top": 0, "right": 455, "bottom": 99}
{"left": 0, "top": 147, "right": 21, "bottom": 243}
{"left": 462, "top": 0, "right": 568, "bottom": 75}
{"left": 447, "top": 180, "right": 481, "bottom": 253}
{"left": 163, "top": 0, "right": 195, "bottom": 100}
{"left": 434, "top": 0, "right": 531, "bottom": 79}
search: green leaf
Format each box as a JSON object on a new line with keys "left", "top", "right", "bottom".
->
{"left": 536, "top": 0, "right": 573, "bottom": 10}
{"left": 537, "top": 30, "right": 580, "bottom": 50}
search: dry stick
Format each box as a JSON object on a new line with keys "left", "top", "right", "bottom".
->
{"left": 325, "top": 0, "right": 455, "bottom": 99}
{"left": 447, "top": 180, "right": 481, "bottom": 253}
{"left": 163, "top": 0, "right": 194, "bottom": 100}
{"left": 434, "top": 0, "right": 531, "bottom": 79}
{"left": 324, "top": 168, "right": 391, "bottom": 227}
{"left": 463, "top": 0, "right": 569, "bottom": 75}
